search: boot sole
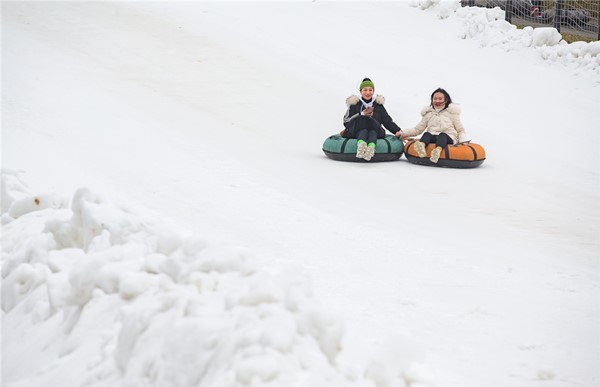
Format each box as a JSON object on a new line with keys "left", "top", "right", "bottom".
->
{"left": 414, "top": 143, "right": 427, "bottom": 158}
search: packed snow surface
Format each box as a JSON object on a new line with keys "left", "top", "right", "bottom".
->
{"left": 2, "top": 1, "right": 599, "bottom": 387}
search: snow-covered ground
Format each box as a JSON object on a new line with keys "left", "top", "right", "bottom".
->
{"left": 2, "top": 1, "right": 599, "bottom": 387}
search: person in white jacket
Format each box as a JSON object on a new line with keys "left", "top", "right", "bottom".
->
{"left": 401, "top": 88, "right": 469, "bottom": 163}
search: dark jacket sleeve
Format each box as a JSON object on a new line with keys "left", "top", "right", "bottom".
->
{"left": 343, "top": 103, "right": 361, "bottom": 129}
{"left": 378, "top": 105, "right": 402, "bottom": 134}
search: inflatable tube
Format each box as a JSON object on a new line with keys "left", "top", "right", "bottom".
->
{"left": 322, "top": 134, "right": 404, "bottom": 162}
{"left": 404, "top": 140, "right": 486, "bottom": 168}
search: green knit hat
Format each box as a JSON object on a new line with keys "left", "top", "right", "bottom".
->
{"left": 359, "top": 78, "right": 375, "bottom": 90}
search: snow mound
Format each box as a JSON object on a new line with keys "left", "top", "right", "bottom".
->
{"left": 1, "top": 170, "right": 68, "bottom": 223}
{"left": 411, "top": 0, "right": 600, "bottom": 76}
{"left": 1, "top": 172, "right": 432, "bottom": 387}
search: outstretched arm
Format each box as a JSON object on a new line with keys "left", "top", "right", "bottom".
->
{"left": 379, "top": 105, "right": 402, "bottom": 135}
{"left": 402, "top": 114, "right": 429, "bottom": 138}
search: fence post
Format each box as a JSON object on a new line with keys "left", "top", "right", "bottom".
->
{"left": 505, "top": 0, "right": 513, "bottom": 23}
{"left": 554, "top": 0, "right": 564, "bottom": 33}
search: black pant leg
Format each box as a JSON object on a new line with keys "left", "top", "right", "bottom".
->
{"left": 436, "top": 133, "right": 454, "bottom": 148}
{"left": 350, "top": 117, "right": 384, "bottom": 144}
{"left": 367, "top": 130, "right": 378, "bottom": 144}
{"left": 420, "top": 132, "right": 434, "bottom": 144}
{"left": 356, "top": 129, "right": 369, "bottom": 142}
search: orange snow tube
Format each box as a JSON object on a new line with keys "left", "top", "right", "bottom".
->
{"left": 404, "top": 140, "right": 486, "bottom": 168}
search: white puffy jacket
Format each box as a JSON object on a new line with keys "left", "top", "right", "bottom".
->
{"left": 403, "top": 103, "right": 468, "bottom": 144}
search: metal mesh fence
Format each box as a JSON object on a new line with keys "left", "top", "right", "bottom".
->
{"left": 460, "top": 0, "right": 600, "bottom": 41}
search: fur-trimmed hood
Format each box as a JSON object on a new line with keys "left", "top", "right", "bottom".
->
{"left": 420, "top": 103, "right": 461, "bottom": 116}
{"left": 346, "top": 94, "right": 386, "bottom": 107}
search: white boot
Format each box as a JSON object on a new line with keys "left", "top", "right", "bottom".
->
{"left": 413, "top": 141, "right": 427, "bottom": 158}
{"left": 430, "top": 146, "right": 442, "bottom": 163}
{"left": 356, "top": 141, "right": 367, "bottom": 159}
{"left": 363, "top": 145, "right": 376, "bottom": 161}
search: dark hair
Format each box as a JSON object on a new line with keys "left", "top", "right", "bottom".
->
{"left": 430, "top": 88, "right": 452, "bottom": 109}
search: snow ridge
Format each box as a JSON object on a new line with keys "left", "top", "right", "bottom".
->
{"left": 1, "top": 171, "right": 432, "bottom": 387}
{"left": 412, "top": 0, "right": 600, "bottom": 77}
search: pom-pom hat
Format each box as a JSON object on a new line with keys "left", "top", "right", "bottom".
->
{"left": 359, "top": 78, "right": 374, "bottom": 90}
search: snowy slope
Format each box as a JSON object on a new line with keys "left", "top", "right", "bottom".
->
{"left": 2, "top": 1, "right": 599, "bottom": 387}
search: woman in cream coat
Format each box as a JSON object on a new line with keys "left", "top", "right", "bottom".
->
{"left": 402, "top": 88, "right": 468, "bottom": 163}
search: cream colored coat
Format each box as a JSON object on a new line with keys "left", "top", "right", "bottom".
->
{"left": 403, "top": 103, "right": 468, "bottom": 144}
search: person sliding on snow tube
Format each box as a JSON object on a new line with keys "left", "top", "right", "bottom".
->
{"left": 401, "top": 87, "right": 469, "bottom": 164}
{"left": 342, "top": 77, "right": 403, "bottom": 161}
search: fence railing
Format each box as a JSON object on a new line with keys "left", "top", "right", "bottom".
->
{"left": 460, "top": 0, "right": 600, "bottom": 41}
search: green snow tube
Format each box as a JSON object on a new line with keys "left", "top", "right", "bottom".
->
{"left": 322, "top": 134, "right": 404, "bottom": 162}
